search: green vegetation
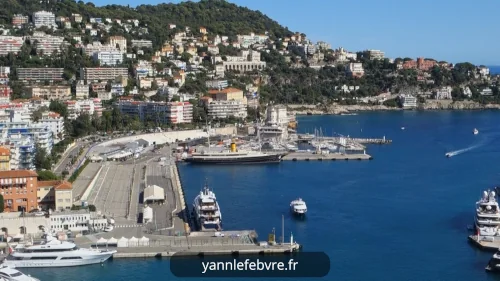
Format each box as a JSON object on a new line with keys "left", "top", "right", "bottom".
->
{"left": 68, "top": 159, "right": 90, "bottom": 183}
{"left": 71, "top": 204, "right": 96, "bottom": 212}
{"left": 0, "top": 194, "right": 4, "bottom": 213}
{"left": 37, "top": 170, "right": 60, "bottom": 181}
{"left": 34, "top": 145, "right": 52, "bottom": 170}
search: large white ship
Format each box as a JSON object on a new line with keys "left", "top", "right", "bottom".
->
{"left": 2, "top": 234, "right": 116, "bottom": 268}
{"left": 475, "top": 190, "right": 500, "bottom": 237}
{"left": 192, "top": 183, "right": 222, "bottom": 231}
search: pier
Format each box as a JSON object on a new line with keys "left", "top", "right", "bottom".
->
{"left": 283, "top": 152, "right": 373, "bottom": 161}
{"left": 297, "top": 134, "right": 392, "bottom": 145}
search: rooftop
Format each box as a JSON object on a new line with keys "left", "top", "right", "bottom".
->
{"left": 0, "top": 170, "right": 37, "bottom": 178}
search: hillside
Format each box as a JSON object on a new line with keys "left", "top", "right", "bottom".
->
{"left": 0, "top": 0, "right": 293, "bottom": 46}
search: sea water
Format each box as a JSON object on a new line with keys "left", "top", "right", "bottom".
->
{"left": 25, "top": 110, "right": 500, "bottom": 280}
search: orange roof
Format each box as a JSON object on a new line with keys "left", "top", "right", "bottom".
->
{"left": 38, "top": 180, "right": 72, "bottom": 190}
{"left": 0, "top": 146, "right": 9, "bottom": 156}
{"left": 38, "top": 180, "right": 59, "bottom": 187}
{"left": 0, "top": 170, "right": 37, "bottom": 178}
{"left": 55, "top": 181, "right": 72, "bottom": 190}
{"left": 207, "top": 87, "right": 242, "bottom": 94}
{"left": 200, "top": 96, "right": 212, "bottom": 100}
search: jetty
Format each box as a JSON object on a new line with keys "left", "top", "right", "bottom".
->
{"left": 283, "top": 152, "right": 372, "bottom": 161}
{"left": 297, "top": 134, "right": 392, "bottom": 145}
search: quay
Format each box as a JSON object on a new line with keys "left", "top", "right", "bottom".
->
{"left": 283, "top": 152, "right": 373, "bottom": 161}
{"left": 468, "top": 235, "right": 500, "bottom": 252}
{"left": 67, "top": 140, "right": 301, "bottom": 259}
{"left": 297, "top": 134, "right": 392, "bottom": 145}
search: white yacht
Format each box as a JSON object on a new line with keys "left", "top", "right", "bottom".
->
{"left": 193, "top": 183, "right": 222, "bottom": 231}
{"left": 475, "top": 190, "right": 500, "bottom": 236}
{"left": 474, "top": 128, "right": 479, "bottom": 135}
{"left": 0, "top": 266, "right": 39, "bottom": 281}
{"left": 290, "top": 198, "right": 307, "bottom": 216}
{"left": 2, "top": 233, "right": 116, "bottom": 268}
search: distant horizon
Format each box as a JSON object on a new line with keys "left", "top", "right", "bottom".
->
{"left": 89, "top": 0, "right": 500, "bottom": 65}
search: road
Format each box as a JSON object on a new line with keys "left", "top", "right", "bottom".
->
{"left": 53, "top": 143, "right": 83, "bottom": 175}
{"left": 88, "top": 164, "right": 135, "bottom": 219}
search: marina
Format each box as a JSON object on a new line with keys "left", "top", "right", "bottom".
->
{"left": 282, "top": 152, "right": 372, "bottom": 161}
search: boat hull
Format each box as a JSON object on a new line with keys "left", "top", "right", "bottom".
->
{"left": 2, "top": 251, "right": 115, "bottom": 268}
{"left": 185, "top": 154, "right": 283, "bottom": 164}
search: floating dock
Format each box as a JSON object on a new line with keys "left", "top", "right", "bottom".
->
{"left": 282, "top": 152, "right": 372, "bottom": 161}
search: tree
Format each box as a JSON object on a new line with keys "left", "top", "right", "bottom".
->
{"left": 180, "top": 52, "right": 192, "bottom": 63}
{"left": 0, "top": 194, "right": 3, "bottom": 213}
{"left": 49, "top": 100, "right": 68, "bottom": 119}
{"left": 34, "top": 145, "right": 51, "bottom": 170}
{"left": 37, "top": 170, "right": 60, "bottom": 181}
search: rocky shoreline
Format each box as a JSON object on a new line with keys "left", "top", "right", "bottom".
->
{"left": 288, "top": 101, "right": 500, "bottom": 115}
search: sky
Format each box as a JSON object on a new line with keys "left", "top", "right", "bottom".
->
{"left": 91, "top": 0, "right": 500, "bottom": 65}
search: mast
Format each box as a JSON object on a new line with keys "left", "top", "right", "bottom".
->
{"left": 206, "top": 118, "right": 210, "bottom": 152}
{"left": 281, "top": 214, "right": 284, "bottom": 245}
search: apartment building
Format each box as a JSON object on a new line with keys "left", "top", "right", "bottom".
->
{"left": 346, "top": 63, "right": 365, "bottom": 78}
{"left": 80, "top": 67, "right": 128, "bottom": 82}
{"left": 0, "top": 85, "right": 11, "bottom": 103}
{"left": 82, "top": 42, "right": 119, "bottom": 56}
{"left": 12, "top": 14, "right": 29, "bottom": 26}
{"left": 0, "top": 67, "right": 10, "bottom": 84}
{"left": 0, "top": 146, "right": 10, "bottom": 171}
{"left": 134, "top": 61, "right": 155, "bottom": 78}
{"left": 402, "top": 57, "right": 437, "bottom": 71}
{"left": 72, "top": 13, "right": 83, "bottom": 23}
{"left": 207, "top": 87, "right": 247, "bottom": 104}
{"left": 0, "top": 36, "right": 24, "bottom": 56}
{"left": 205, "top": 80, "right": 228, "bottom": 89}
{"left": 0, "top": 170, "right": 38, "bottom": 212}
{"left": 109, "top": 36, "right": 127, "bottom": 53}
{"left": 75, "top": 81, "right": 90, "bottom": 99}
{"left": 17, "top": 68, "right": 64, "bottom": 81}
{"left": 366, "top": 49, "right": 385, "bottom": 60}
{"left": 117, "top": 101, "right": 193, "bottom": 124}
{"left": 1, "top": 122, "right": 54, "bottom": 154}
{"left": 93, "top": 51, "right": 123, "bottom": 66}
{"left": 28, "top": 86, "right": 71, "bottom": 100}
{"left": 131, "top": 39, "right": 153, "bottom": 48}
{"left": 400, "top": 94, "right": 417, "bottom": 108}
{"left": 33, "top": 11, "right": 56, "bottom": 28}
{"left": 29, "top": 33, "right": 66, "bottom": 55}
{"left": 237, "top": 33, "right": 269, "bottom": 48}
{"left": 316, "top": 41, "right": 331, "bottom": 50}
{"left": 64, "top": 99, "right": 103, "bottom": 119}
{"left": 207, "top": 99, "right": 248, "bottom": 119}
{"left": 37, "top": 180, "right": 72, "bottom": 211}
{"left": 38, "top": 111, "right": 65, "bottom": 140}
{"left": 222, "top": 50, "right": 266, "bottom": 72}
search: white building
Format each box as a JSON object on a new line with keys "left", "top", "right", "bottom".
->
{"left": 237, "top": 33, "right": 269, "bottom": 48}
{"left": 462, "top": 86, "right": 472, "bottom": 98}
{"left": 93, "top": 51, "right": 123, "bottom": 66}
{"left": 33, "top": 11, "right": 56, "bottom": 28}
{"left": 75, "top": 81, "right": 89, "bottom": 99}
{"left": 207, "top": 100, "right": 247, "bottom": 119}
{"left": 131, "top": 39, "right": 153, "bottom": 48}
{"left": 367, "top": 49, "right": 385, "bottom": 60}
{"left": 205, "top": 80, "right": 228, "bottom": 89}
{"left": 435, "top": 86, "right": 452, "bottom": 100}
{"left": 266, "top": 105, "right": 288, "bottom": 126}
{"left": 49, "top": 210, "right": 108, "bottom": 233}
{"left": 38, "top": 111, "right": 65, "bottom": 141}
{"left": 346, "top": 63, "right": 365, "bottom": 77}
{"left": 98, "top": 91, "right": 113, "bottom": 101}
{"left": 478, "top": 66, "right": 490, "bottom": 77}
{"left": 109, "top": 36, "right": 127, "bottom": 53}
{"left": 400, "top": 94, "right": 417, "bottom": 108}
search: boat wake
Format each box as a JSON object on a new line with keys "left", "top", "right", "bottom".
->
{"left": 446, "top": 143, "right": 483, "bottom": 157}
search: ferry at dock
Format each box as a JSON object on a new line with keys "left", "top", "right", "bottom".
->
{"left": 475, "top": 190, "right": 500, "bottom": 237}
{"left": 192, "top": 182, "right": 222, "bottom": 231}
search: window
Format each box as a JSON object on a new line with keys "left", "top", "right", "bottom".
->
{"left": 61, "top": 257, "right": 82, "bottom": 260}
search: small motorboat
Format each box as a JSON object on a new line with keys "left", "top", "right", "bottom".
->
{"left": 445, "top": 152, "right": 453, "bottom": 158}
{"left": 474, "top": 128, "right": 479, "bottom": 135}
{"left": 401, "top": 127, "right": 405, "bottom": 130}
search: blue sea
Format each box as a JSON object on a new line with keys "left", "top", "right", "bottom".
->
{"left": 24, "top": 111, "right": 500, "bottom": 280}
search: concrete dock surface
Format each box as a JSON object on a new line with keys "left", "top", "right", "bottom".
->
{"left": 283, "top": 152, "right": 373, "bottom": 161}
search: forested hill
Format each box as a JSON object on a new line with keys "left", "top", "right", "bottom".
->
{"left": 0, "top": 0, "right": 293, "bottom": 42}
